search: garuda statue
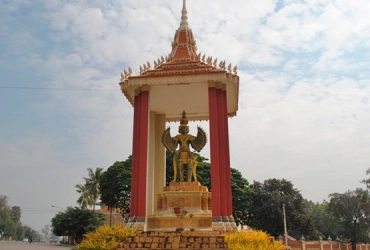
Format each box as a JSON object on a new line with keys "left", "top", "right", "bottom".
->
{"left": 162, "top": 111, "right": 207, "bottom": 182}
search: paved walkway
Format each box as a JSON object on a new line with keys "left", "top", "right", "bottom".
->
{"left": 0, "top": 241, "right": 74, "bottom": 250}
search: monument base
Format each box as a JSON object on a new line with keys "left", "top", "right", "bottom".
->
{"left": 126, "top": 216, "right": 145, "bottom": 232}
{"left": 147, "top": 181, "right": 212, "bottom": 231}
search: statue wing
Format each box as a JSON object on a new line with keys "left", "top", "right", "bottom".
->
{"left": 191, "top": 126, "right": 207, "bottom": 152}
{"left": 161, "top": 127, "right": 177, "bottom": 153}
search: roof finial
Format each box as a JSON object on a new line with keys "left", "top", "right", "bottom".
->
{"left": 179, "top": 0, "right": 189, "bottom": 29}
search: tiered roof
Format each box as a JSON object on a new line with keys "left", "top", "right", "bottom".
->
{"left": 120, "top": 0, "right": 237, "bottom": 81}
{"left": 119, "top": 0, "right": 239, "bottom": 121}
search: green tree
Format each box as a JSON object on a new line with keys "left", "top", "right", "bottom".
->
{"left": 10, "top": 206, "right": 21, "bottom": 224}
{"left": 14, "top": 224, "right": 24, "bottom": 241}
{"left": 76, "top": 183, "right": 92, "bottom": 209}
{"left": 10, "top": 206, "right": 22, "bottom": 241}
{"left": 247, "top": 178, "right": 315, "bottom": 239}
{"left": 22, "top": 225, "right": 38, "bottom": 241}
{"left": 231, "top": 168, "right": 253, "bottom": 226}
{"left": 0, "top": 196, "right": 36, "bottom": 241}
{"left": 328, "top": 188, "right": 370, "bottom": 250}
{"left": 100, "top": 158, "right": 132, "bottom": 224}
{"left": 83, "top": 167, "right": 104, "bottom": 213}
{"left": 303, "top": 200, "right": 342, "bottom": 240}
{"left": 0, "top": 195, "right": 15, "bottom": 240}
{"left": 361, "top": 168, "right": 370, "bottom": 189}
{"left": 194, "top": 154, "right": 212, "bottom": 190}
{"left": 165, "top": 150, "right": 176, "bottom": 185}
{"left": 51, "top": 207, "right": 105, "bottom": 243}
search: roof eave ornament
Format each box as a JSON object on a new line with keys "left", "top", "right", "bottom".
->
{"left": 179, "top": 0, "right": 189, "bottom": 30}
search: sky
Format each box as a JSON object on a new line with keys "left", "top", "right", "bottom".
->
{"left": 0, "top": 0, "right": 369, "bottom": 233}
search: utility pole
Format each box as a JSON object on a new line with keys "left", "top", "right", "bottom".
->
{"left": 283, "top": 204, "right": 288, "bottom": 247}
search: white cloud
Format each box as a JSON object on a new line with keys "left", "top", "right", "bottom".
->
{"left": 232, "top": 70, "right": 370, "bottom": 201}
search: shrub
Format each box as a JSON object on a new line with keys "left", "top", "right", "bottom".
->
{"left": 77, "top": 225, "right": 137, "bottom": 250}
{"left": 224, "top": 230, "right": 286, "bottom": 250}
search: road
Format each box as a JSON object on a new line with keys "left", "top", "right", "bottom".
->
{"left": 0, "top": 241, "right": 74, "bottom": 250}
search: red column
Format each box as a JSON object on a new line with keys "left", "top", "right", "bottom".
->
{"left": 222, "top": 88, "right": 233, "bottom": 216}
{"left": 137, "top": 90, "right": 149, "bottom": 217}
{"left": 216, "top": 88, "right": 228, "bottom": 217}
{"left": 209, "top": 83, "right": 234, "bottom": 224}
{"left": 208, "top": 86, "right": 221, "bottom": 217}
{"left": 130, "top": 92, "right": 141, "bottom": 217}
{"left": 129, "top": 89, "right": 149, "bottom": 220}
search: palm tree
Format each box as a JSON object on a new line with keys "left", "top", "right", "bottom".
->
{"left": 75, "top": 183, "right": 91, "bottom": 209}
{"left": 83, "top": 167, "right": 104, "bottom": 213}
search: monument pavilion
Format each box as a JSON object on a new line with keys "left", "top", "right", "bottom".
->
{"left": 119, "top": 0, "right": 239, "bottom": 232}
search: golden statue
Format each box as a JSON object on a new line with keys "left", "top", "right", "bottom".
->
{"left": 162, "top": 111, "right": 207, "bottom": 182}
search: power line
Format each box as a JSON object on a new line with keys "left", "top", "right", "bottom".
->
{"left": 21, "top": 207, "right": 64, "bottom": 214}
{"left": 0, "top": 86, "right": 117, "bottom": 91}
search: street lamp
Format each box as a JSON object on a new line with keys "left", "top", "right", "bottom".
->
{"left": 51, "top": 205, "right": 65, "bottom": 211}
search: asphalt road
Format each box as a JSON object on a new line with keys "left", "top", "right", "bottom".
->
{"left": 0, "top": 241, "right": 74, "bottom": 250}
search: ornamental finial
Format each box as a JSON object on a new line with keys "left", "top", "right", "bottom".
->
{"left": 180, "top": 110, "right": 188, "bottom": 126}
{"left": 179, "top": 0, "right": 189, "bottom": 29}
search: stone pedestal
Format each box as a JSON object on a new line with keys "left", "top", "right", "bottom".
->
{"left": 147, "top": 182, "right": 212, "bottom": 230}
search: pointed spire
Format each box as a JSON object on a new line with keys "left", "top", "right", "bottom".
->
{"left": 128, "top": 0, "right": 239, "bottom": 80}
{"left": 168, "top": 0, "right": 197, "bottom": 62}
{"left": 179, "top": 0, "right": 189, "bottom": 29}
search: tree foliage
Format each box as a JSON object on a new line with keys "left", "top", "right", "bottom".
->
{"left": 22, "top": 225, "right": 38, "bottom": 241}
{"left": 78, "top": 152, "right": 370, "bottom": 246}
{"left": 224, "top": 230, "right": 286, "bottom": 250}
{"left": 328, "top": 188, "right": 370, "bottom": 249}
{"left": 75, "top": 167, "right": 104, "bottom": 212}
{"left": 51, "top": 207, "right": 105, "bottom": 243}
{"left": 0, "top": 195, "right": 27, "bottom": 241}
{"left": 76, "top": 183, "right": 92, "bottom": 209}
{"left": 77, "top": 225, "right": 137, "bottom": 250}
{"left": 231, "top": 168, "right": 253, "bottom": 226}
{"left": 361, "top": 168, "right": 370, "bottom": 189}
{"left": 84, "top": 167, "right": 104, "bottom": 213}
{"left": 303, "top": 199, "right": 341, "bottom": 240}
{"left": 247, "top": 178, "right": 315, "bottom": 239}
{"left": 0, "top": 196, "right": 13, "bottom": 238}
{"left": 100, "top": 158, "right": 132, "bottom": 224}
{"left": 10, "top": 206, "right": 21, "bottom": 224}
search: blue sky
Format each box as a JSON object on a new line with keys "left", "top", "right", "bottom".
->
{"left": 1, "top": 0, "right": 369, "bottom": 232}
